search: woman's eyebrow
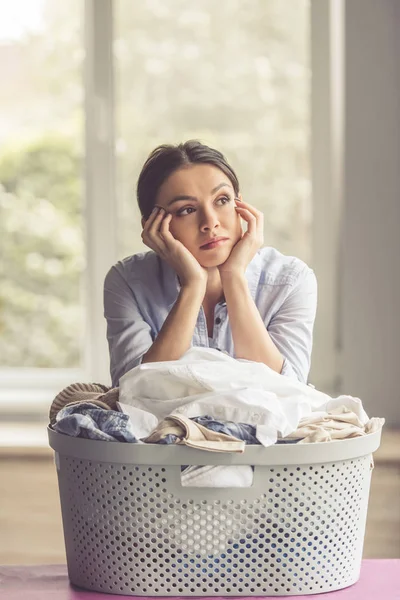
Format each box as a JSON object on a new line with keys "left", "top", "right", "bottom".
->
{"left": 167, "top": 183, "right": 232, "bottom": 206}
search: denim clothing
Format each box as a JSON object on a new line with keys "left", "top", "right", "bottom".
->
{"left": 53, "top": 402, "right": 138, "bottom": 442}
{"left": 104, "top": 246, "right": 317, "bottom": 388}
{"left": 193, "top": 415, "right": 259, "bottom": 444}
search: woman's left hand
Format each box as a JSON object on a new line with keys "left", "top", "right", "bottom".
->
{"left": 218, "top": 198, "right": 264, "bottom": 277}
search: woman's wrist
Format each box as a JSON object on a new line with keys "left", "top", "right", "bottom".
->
{"left": 220, "top": 270, "right": 246, "bottom": 285}
{"left": 180, "top": 278, "right": 207, "bottom": 298}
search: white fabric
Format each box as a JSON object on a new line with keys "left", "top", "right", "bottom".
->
{"left": 119, "top": 347, "right": 370, "bottom": 447}
{"left": 116, "top": 401, "right": 158, "bottom": 439}
{"left": 181, "top": 465, "right": 253, "bottom": 488}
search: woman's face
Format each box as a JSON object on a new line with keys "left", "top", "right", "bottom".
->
{"left": 154, "top": 164, "right": 243, "bottom": 267}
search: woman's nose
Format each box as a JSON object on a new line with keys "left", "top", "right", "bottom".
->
{"left": 199, "top": 209, "right": 219, "bottom": 232}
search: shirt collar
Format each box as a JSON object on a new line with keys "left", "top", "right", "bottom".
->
{"left": 163, "top": 250, "right": 263, "bottom": 310}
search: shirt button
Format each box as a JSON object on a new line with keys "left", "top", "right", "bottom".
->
{"left": 215, "top": 317, "right": 222, "bottom": 325}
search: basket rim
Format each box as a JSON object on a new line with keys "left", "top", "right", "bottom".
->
{"left": 47, "top": 425, "right": 382, "bottom": 466}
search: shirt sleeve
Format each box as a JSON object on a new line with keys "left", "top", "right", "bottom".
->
{"left": 103, "top": 265, "right": 153, "bottom": 387}
{"left": 267, "top": 267, "right": 318, "bottom": 383}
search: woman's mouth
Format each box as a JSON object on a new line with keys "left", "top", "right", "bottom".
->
{"left": 200, "top": 237, "right": 229, "bottom": 250}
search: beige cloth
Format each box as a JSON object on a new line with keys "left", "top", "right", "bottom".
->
{"left": 143, "top": 413, "right": 245, "bottom": 453}
{"left": 49, "top": 382, "right": 119, "bottom": 425}
{"left": 280, "top": 406, "right": 385, "bottom": 444}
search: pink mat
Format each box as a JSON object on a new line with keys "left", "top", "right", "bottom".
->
{"left": 0, "top": 561, "right": 399, "bottom": 600}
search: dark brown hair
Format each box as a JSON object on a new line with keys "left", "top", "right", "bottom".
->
{"left": 137, "top": 140, "right": 240, "bottom": 220}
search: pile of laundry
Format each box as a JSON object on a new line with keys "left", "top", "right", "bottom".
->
{"left": 49, "top": 347, "right": 384, "bottom": 487}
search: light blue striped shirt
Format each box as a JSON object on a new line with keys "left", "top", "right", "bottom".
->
{"left": 103, "top": 247, "right": 317, "bottom": 388}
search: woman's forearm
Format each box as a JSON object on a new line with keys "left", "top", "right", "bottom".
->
{"left": 221, "top": 272, "right": 284, "bottom": 372}
{"left": 141, "top": 283, "right": 205, "bottom": 363}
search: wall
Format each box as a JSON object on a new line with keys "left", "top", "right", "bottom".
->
{"left": 341, "top": 0, "right": 400, "bottom": 424}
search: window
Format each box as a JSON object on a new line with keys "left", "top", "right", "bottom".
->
{"left": 0, "top": 0, "right": 86, "bottom": 414}
{"left": 0, "top": 0, "right": 340, "bottom": 417}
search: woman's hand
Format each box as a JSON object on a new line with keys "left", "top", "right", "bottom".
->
{"left": 218, "top": 199, "right": 264, "bottom": 277}
{"left": 142, "top": 206, "right": 208, "bottom": 289}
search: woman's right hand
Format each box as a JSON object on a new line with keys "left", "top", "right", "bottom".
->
{"left": 141, "top": 206, "right": 208, "bottom": 290}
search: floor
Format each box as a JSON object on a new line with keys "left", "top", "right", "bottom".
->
{"left": 0, "top": 428, "right": 399, "bottom": 564}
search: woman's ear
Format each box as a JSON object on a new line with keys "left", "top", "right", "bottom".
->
{"left": 141, "top": 216, "right": 146, "bottom": 229}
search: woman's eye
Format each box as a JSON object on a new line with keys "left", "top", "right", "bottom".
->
{"left": 176, "top": 206, "right": 196, "bottom": 216}
{"left": 176, "top": 197, "right": 231, "bottom": 216}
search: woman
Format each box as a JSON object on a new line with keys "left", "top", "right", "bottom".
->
{"left": 104, "top": 140, "right": 317, "bottom": 388}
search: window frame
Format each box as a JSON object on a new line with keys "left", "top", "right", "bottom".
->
{"left": 309, "top": 0, "right": 344, "bottom": 394}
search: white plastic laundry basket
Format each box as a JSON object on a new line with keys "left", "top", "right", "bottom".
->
{"left": 48, "top": 426, "right": 381, "bottom": 596}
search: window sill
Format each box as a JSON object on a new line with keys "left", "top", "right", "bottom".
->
{"left": 0, "top": 422, "right": 52, "bottom": 458}
{"left": 0, "top": 368, "right": 88, "bottom": 418}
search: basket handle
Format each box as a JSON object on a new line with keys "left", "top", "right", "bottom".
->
{"left": 161, "top": 464, "right": 269, "bottom": 501}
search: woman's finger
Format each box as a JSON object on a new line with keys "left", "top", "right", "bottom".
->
{"left": 146, "top": 207, "right": 166, "bottom": 233}
{"left": 235, "top": 199, "right": 262, "bottom": 216}
{"left": 236, "top": 200, "right": 264, "bottom": 236}
{"left": 236, "top": 199, "right": 264, "bottom": 222}
{"left": 142, "top": 208, "right": 168, "bottom": 253}
{"left": 235, "top": 206, "right": 258, "bottom": 237}
{"left": 237, "top": 207, "right": 264, "bottom": 242}
{"left": 143, "top": 206, "right": 162, "bottom": 231}
{"left": 159, "top": 213, "right": 175, "bottom": 243}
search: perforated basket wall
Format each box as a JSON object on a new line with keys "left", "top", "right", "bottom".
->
{"left": 48, "top": 428, "right": 381, "bottom": 596}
